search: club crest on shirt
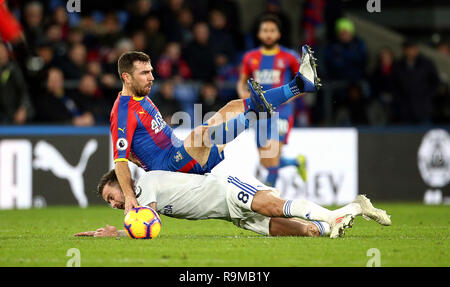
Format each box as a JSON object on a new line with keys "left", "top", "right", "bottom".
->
{"left": 163, "top": 205, "right": 173, "bottom": 215}
{"left": 174, "top": 151, "right": 183, "bottom": 162}
{"left": 250, "top": 58, "right": 259, "bottom": 69}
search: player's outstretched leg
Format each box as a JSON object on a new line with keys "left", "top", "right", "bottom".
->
{"left": 244, "top": 45, "right": 321, "bottom": 115}
{"left": 207, "top": 112, "right": 255, "bottom": 145}
{"left": 282, "top": 199, "right": 357, "bottom": 239}
{"left": 252, "top": 190, "right": 391, "bottom": 238}
{"left": 268, "top": 217, "right": 330, "bottom": 237}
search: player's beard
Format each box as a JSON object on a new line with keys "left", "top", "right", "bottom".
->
{"left": 131, "top": 81, "right": 152, "bottom": 98}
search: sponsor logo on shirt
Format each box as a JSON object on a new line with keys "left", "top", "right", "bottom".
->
{"left": 254, "top": 69, "right": 281, "bottom": 85}
{"left": 163, "top": 205, "right": 173, "bottom": 215}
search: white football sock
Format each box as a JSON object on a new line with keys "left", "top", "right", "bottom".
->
{"left": 283, "top": 200, "right": 363, "bottom": 225}
{"left": 331, "top": 203, "right": 362, "bottom": 218}
{"left": 310, "top": 221, "right": 330, "bottom": 236}
{"left": 283, "top": 199, "right": 333, "bottom": 223}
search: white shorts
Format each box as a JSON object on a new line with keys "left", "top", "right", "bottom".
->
{"left": 225, "top": 174, "right": 278, "bottom": 236}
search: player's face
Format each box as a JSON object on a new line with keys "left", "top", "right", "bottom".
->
{"left": 258, "top": 21, "right": 281, "bottom": 49}
{"left": 129, "top": 61, "right": 154, "bottom": 97}
{"left": 102, "top": 183, "right": 125, "bottom": 209}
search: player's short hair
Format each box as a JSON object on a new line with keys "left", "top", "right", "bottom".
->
{"left": 117, "top": 51, "right": 151, "bottom": 82}
{"left": 97, "top": 169, "right": 119, "bottom": 199}
{"left": 259, "top": 14, "right": 282, "bottom": 32}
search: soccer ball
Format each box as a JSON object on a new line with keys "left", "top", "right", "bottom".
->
{"left": 124, "top": 206, "right": 162, "bottom": 239}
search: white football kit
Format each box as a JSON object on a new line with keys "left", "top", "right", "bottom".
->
{"left": 134, "top": 170, "right": 276, "bottom": 235}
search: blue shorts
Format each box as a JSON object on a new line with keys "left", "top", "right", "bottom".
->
{"left": 256, "top": 102, "right": 294, "bottom": 147}
{"left": 164, "top": 144, "right": 225, "bottom": 174}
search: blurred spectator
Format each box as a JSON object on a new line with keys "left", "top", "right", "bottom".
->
{"left": 98, "top": 38, "right": 133, "bottom": 102}
{"left": 159, "top": 0, "right": 186, "bottom": 43}
{"left": 432, "top": 77, "right": 450, "bottom": 124}
{"left": 144, "top": 15, "right": 166, "bottom": 62}
{"left": 370, "top": 47, "right": 396, "bottom": 122}
{"left": 86, "top": 57, "right": 103, "bottom": 79}
{"left": 324, "top": 18, "right": 367, "bottom": 82}
{"left": 27, "top": 41, "right": 57, "bottom": 105}
{"left": 335, "top": 83, "right": 368, "bottom": 126}
{"left": 392, "top": 40, "right": 440, "bottom": 124}
{"left": 22, "top": 1, "right": 45, "bottom": 47}
{"left": 252, "top": 0, "right": 292, "bottom": 48}
{"left": 177, "top": 7, "right": 194, "bottom": 44}
{"left": 72, "top": 74, "right": 110, "bottom": 124}
{"left": 436, "top": 40, "right": 449, "bottom": 57}
{"left": 156, "top": 42, "right": 192, "bottom": 80}
{"left": 51, "top": 6, "right": 69, "bottom": 40}
{"left": 58, "top": 43, "right": 87, "bottom": 80}
{"left": 151, "top": 80, "right": 182, "bottom": 124}
{"left": 0, "top": 42, "right": 34, "bottom": 124}
{"left": 209, "top": 9, "right": 236, "bottom": 67}
{"left": 99, "top": 12, "right": 124, "bottom": 48}
{"left": 125, "top": 0, "right": 153, "bottom": 32}
{"left": 184, "top": 22, "right": 216, "bottom": 81}
{"left": 35, "top": 67, "right": 94, "bottom": 126}
{"left": 67, "top": 27, "right": 85, "bottom": 46}
{"left": 323, "top": 0, "right": 343, "bottom": 42}
{"left": 45, "top": 23, "right": 67, "bottom": 59}
{"left": 208, "top": 0, "right": 244, "bottom": 50}
{"left": 198, "top": 82, "right": 225, "bottom": 121}
{"left": 130, "top": 30, "right": 148, "bottom": 53}
{"left": 301, "top": 0, "right": 326, "bottom": 47}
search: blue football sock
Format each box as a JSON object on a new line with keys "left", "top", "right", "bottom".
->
{"left": 208, "top": 113, "right": 251, "bottom": 145}
{"left": 248, "top": 74, "right": 315, "bottom": 111}
{"left": 279, "top": 157, "right": 299, "bottom": 168}
{"left": 265, "top": 166, "right": 279, "bottom": 187}
{"left": 261, "top": 76, "right": 304, "bottom": 109}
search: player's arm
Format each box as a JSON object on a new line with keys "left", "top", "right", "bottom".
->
{"left": 74, "top": 225, "right": 128, "bottom": 237}
{"left": 111, "top": 97, "right": 139, "bottom": 214}
{"left": 236, "top": 72, "right": 250, "bottom": 99}
{"left": 115, "top": 161, "right": 138, "bottom": 215}
{"left": 236, "top": 54, "right": 252, "bottom": 99}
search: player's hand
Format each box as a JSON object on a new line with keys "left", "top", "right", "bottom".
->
{"left": 73, "top": 225, "right": 118, "bottom": 237}
{"left": 93, "top": 225, "right": 118, "bottom": 237}
{"left": 74, "top": 231, "right": 96, "bottom": 237}
{"left": 124, "top": 196, "right": 139, "bottom": 215}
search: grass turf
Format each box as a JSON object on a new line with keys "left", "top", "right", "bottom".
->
{"left": 0, "top": 203, "right": 448, "bottom": 267}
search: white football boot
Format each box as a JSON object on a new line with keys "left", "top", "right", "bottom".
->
{"left": 353, "top": 195, "right": 392, "bottom": 226}
{"left": 296, "top": 45, "right": 322, "bottom": 92}
{"left": 329, "top": 214, "right": 354, "bottom": 239}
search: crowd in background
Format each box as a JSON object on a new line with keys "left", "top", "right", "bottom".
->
{"left": 0, "top": 0, "right": 449, "bottom": 127}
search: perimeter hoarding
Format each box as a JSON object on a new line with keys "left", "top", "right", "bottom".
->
{"left": 359, "top": 128, "right": 450, "bottom": 204}
{"left": 0, "top": 128, "right": 110, "bottom": 209}
{"left": 2, "top": 126, "right": 449, "bottom": 209}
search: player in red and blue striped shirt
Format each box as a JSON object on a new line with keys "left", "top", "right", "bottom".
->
{"left": 111, "top": 48, "right": 320, "bottom": 214}
{"left": 237, "top": 15, "right": 308, "bottom": 187}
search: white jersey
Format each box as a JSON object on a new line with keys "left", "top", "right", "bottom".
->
{"left": 135, "top": 171, "right": 231, "bottom": 220}
{"left": 134, "top": 170, "right": 275, "bottom": 235}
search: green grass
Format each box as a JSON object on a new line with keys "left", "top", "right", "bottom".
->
{"left": 0, "top": 203, "right": 448, "bottom": 267}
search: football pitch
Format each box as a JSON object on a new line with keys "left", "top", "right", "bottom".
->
{"left": 0, "top": 203, "right": 448, "bottom": 267}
